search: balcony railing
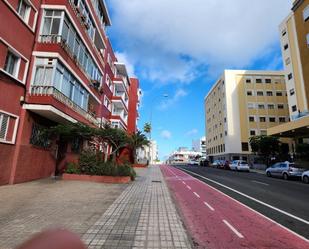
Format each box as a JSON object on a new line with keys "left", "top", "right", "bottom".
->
{"left": 30, "top": 85, "right": 98, "bottom": 125}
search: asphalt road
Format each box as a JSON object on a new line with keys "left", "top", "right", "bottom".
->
{"left": 174, "top": 165, "right": 309, "bottom": 239}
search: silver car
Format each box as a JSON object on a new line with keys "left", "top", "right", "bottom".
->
{"left": 229, "top": 160, "right": 250, "bottom": 172}
{"left": 266, "top": 161, "right": 305, "bottom": 180}
{"left": 302, "top": 171, "right": 309, "bottom": 184}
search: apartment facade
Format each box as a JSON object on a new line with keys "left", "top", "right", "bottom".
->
{"left": 205, "top": 70, "right": 290, "bottom": 162}
{"left": 268, "top": 0, "right": 309, "bottom": 142}
{"left": 192, "top": 136, "right": 207, "bottom": 157}
{"left": 0, "top": 0, "right": 141, "bottom": 185}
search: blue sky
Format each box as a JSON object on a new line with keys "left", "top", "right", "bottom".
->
{"left": 105, "top": 0, "right": 292, "bottom": 160}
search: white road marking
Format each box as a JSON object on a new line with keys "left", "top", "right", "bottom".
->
{"left": 204, "top": 201, "right": 215, "bottom": 211}
{"left": 186, "top": 185, "right": 191, "bottom": 190}
{"left": 178, "top": 167, "right": 309, "bottom": 243}
{"left": 223, "top": 220, "right": 244, "bottom": 238}
{"left": 194, "top": 192, "right": 200, "bottom": 198}
{"left": 182, "top": 181, "right": 186, "bottom": 185}
{"left": 251, "top": 180, "right": 269, "bottom": 186}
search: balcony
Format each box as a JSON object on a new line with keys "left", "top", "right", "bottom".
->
{"left": 111, "top": 102, "right": 128, "bottom": 127}
{"left": 27, "top": 85, "right": 98, "bottom": 126}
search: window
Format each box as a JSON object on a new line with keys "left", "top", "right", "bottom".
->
{"left": 282, "top": 29, "right": 287, "bottom": 36}
{"left": 30, "top": 123, "right": 50, "bottom": 148}
{"left": 4, "top": 51, "right": 19, "bottom": 77}
{"left": 242, "top": 142, "right": 249, "bottom": 152}
{"left": 278, "top": 104, "right": 284, "bottom": 109}
{"left": 266, "top": 91, "right": 273, "bottom": 96}
{"left": 246, "top": 78, "right": 251, "bottom": 83}
{"left": 279, "top": 117, "right": 286, "bottom": 123}
{"left": 247, "top": 91, "right": 253, "bottom": 96}
{"left": 260, "top": 130, "right": 267, "bottom": 136}
{"left": 257, "top": 91, "right": 264, "bottom": 96}
{"left": 41, "top": 11, "right": 102, "bottom": 83}
{"left": 256, "top": 78, "right": 262, "bottom": 83}
{"left": 276, "top": 92, "right": 283, "bottom": 96}
{"left": 288, "top": 73, "right": 293, "bottom": 80}
{"left": 0, "top": 113, "right": 9, "bottom": 141}
{"left": 259, "top": 117, "right": 266, "bottom": 122}
{"left": 33, "top": 59, "right": 89, "bottom": 110}
{"left": 258, "top": 104, "right": 265, "bottom": 109}
{"left": 17, "top": 0, "right": 30, "bottom": 23}
{"left": 104, "top": 96, "right": 111, "bottom": 111}
{"left": 290, "top": 88, "right": 295, "bottom": 96}
{"left": 269, "top": 117, "right": 276, "bottom": 122}
{"left": 268, "top": 104, "right": 275, "bottom": 109}
{"left": 284, "top": 44, "right": 289, "bottom": 50}
{"left": 292, "top": 105, "right": 297, "bottom": 112}
{"left": 303, "top": 5, "right": 309, "bottom": 21}
{"left": 248, "top": 103, "right": 255, "bottom": 109}
{"left": 250, "top": 130, "right": 256, "bottom": 136}
{"left": 249, "top": 116, "right": 255, "bottom": 122}
{"left": 307, "top": 33, "right": 309, "bottom": 47}
{"left": 285, "top": 57, "right": 291, "bottom": 65}
{"left": 265, "top": 79, "right": 271, "bottom": 84}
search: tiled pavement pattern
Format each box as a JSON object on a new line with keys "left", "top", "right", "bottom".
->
{"left": 0, "top": 179, "right": 126, "bottom": 249}
{"left": 82, "top": 166, "right": 192, "bottom": 249}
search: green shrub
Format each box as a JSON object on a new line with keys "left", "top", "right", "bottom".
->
{"left": 65, "top": 162, "right": 81, "bottom": 174}
{"left": 71, "top": 150, "right": 136, "bottom": 180}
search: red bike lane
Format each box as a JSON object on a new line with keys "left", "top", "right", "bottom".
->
{"left": 160, "top": 165, "right": 309, "bottom": 249}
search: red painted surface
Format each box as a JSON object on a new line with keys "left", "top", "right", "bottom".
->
{"left": 132, "top": 164, "right": 147, "bottom": 168}
{"left": 160, "top": 165, "right": 309, "bottom": 249}
{"left": 127, "top": 78, "right": 139, "bottom": 134}
{"left": 62, "top": 173, "right": 131, "bottom": 184}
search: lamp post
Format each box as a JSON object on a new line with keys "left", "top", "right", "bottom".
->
{"left": 149, "top": 93, "right": 168, "bottom": 140}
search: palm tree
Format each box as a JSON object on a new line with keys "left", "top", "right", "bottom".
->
{"left": 128, "top": 131, "right": 150, "bottom": 163}
{"left": 143, "top": 123, "right": 151, "bottom": 137}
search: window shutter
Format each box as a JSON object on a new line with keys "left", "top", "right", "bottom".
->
{"left": 0, "top": 114, "right": 9, "bottom": 140}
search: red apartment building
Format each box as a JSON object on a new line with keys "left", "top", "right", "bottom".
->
{"left": 0, "top": 0, "right": 141, "bottom": 185}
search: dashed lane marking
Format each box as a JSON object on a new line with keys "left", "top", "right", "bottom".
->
{"left": 194, "top": 192, "right": 200, "bottom": 198}
{"left": 186, "top": 185, "right": 192, "bottom": 190}
{"left": 204, "top": 201, "right": 215, "bottom": 211}
{"left": 223, "top": 220, "right": 244, "bottom": 239}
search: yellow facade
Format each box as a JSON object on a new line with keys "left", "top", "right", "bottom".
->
{"left": 205, "top": 71, "right": 289, "bottom": 160}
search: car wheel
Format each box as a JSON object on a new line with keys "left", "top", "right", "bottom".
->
{"left": 266, "top": 171, "right": 271, "bottom": 177}
{"left": 303, "top": 176, "right": 309, "bottom": 184}
{"left": 283, "top": 173, "right": 289, "bottom": 180}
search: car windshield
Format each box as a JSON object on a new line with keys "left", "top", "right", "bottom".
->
{"left": 239, "top": 162, "right": 247, "bottom": 165}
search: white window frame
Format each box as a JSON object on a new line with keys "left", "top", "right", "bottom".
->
{"left": 0, "top": 38, "right": 29, "bottom": 84}
{"left": 17, "top": 0, "right": 31, "bottom": 24}
{"left": 4, "top": 50, "right": 21, "bottom": 79}
{"left": 0, "top": 110, "right": 19, "bottom": 144}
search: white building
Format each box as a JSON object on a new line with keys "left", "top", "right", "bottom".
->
{"left": 192, "top": 137, "right": 207, "bottom": 157}
{"left": 168, "top": 147, "right": 202, "bottom": 164}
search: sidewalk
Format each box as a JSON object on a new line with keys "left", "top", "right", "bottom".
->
{"left": 82, "top": 166, "right": 192, "bottom": 249}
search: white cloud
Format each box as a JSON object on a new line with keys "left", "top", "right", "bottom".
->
{"left": 115, "top": 51, "right": 136, "bottom": 77}
{"left": 107, "top": 0, "right": 291, "bottom": 83}
{"left": 186, "top": 129, "right": 198, "bottom": 137}
{"left": 159, "top": 89, "right": 188, "bottom": 109}
{"left": 161, "top": 130, "right": 172, "bottom": 139}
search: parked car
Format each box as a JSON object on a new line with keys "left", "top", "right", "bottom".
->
{"left": 229, "top": 160, "right": 250, "bottom": 172}
{"left": 266, "top": 161, "right": 305, "bottom": 180}
{"left": 188, "top": 160, "right": 199, "bottom": 166}
{"left": 199, "top": 159, "right": 209, "bottom": 167}
{"left": 212, "top": 160, "right": 224, "bottom": 168}
{"left": 302, "top": 171, "right": 309, "bottom": 184}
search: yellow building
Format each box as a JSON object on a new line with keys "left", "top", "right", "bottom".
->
{"left": 205, "top": 70, "right": 289, "bottom": 162}
{"left": 268, "top": 0, "right": 309, "bottom": 144}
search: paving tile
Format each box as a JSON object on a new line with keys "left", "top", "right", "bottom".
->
{"left": 82, "top": 166, "right": 192, "bottom": 248}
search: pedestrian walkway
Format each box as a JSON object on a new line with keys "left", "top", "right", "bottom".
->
{"left": 82, "top": 166, "right": 192, "bottom": 249}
